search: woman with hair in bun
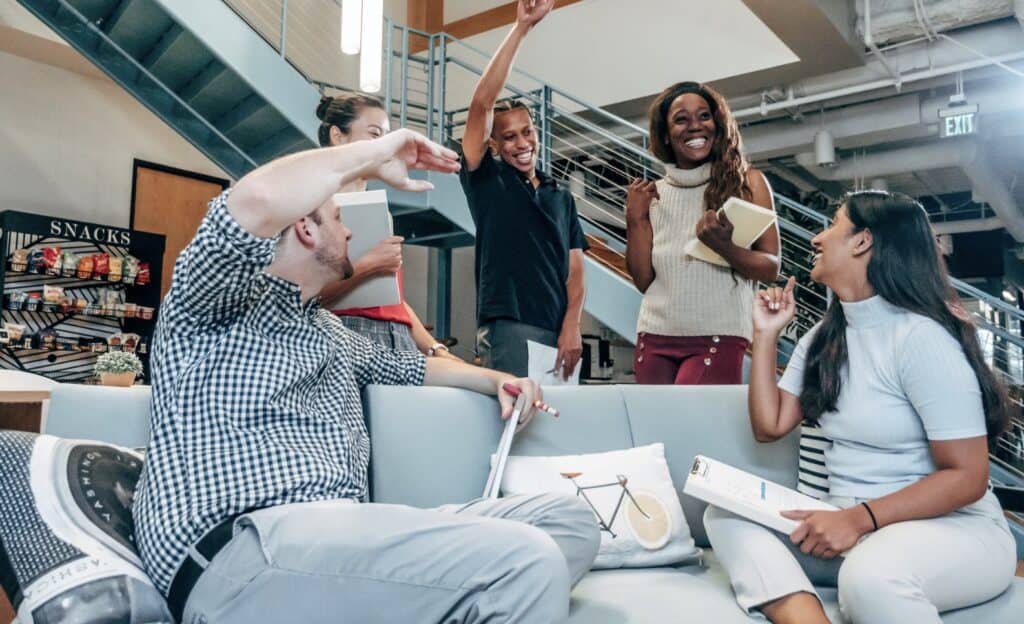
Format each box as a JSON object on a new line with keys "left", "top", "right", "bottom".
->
{"left": 626, "top": 81, "right": 780, "bottom": 385}
{"left": 316, "top": 94, "right": 459, "bottom": 360}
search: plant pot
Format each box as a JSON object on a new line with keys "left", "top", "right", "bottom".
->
{"left": 100, "top": 371, "right": 136, "bottom": 387}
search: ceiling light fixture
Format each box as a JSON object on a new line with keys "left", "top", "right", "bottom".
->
{"left": 340, "top": 0, "right": 362, "bottom": 55}
{"left": 359, "top": 0, "right": 383, "bottom": 93}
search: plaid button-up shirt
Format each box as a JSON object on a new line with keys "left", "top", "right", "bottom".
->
{"left": 133, "top": 191, "right": 426, "bottom": 594}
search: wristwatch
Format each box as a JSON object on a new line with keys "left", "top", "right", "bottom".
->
{"left": 427, "top": 342, "right": 450, "bottom": 357}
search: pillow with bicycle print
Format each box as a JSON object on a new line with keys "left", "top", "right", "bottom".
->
{"left": 0, "top": 430, "right": 172, "bottom": 624}
{"left": 499, "top": 443, "right": 699, "bottom": 569}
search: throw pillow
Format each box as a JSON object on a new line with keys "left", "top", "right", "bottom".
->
{"left": 0, "top": 430, "right": 171, "bottom": 624}
{"left": 499, "top": 443, "right": 700, "bottom": 569}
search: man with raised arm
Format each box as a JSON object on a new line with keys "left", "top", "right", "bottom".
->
{"left": 461, "top": 0, "right": 588, "bottom": 380}
{"left": 133, "top": 128, "right": 599, "bottom": 623}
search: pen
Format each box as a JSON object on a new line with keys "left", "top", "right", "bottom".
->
{"left": 501, "top": 382, "right": 560, "bottom": 417}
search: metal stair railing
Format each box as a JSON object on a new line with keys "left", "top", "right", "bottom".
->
{"left": 379, "top": 26, "right": 1024, "bottom": 478}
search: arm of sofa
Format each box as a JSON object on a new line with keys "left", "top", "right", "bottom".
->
{"left": 44, "top": 384, "right": 152, "bottom": 448}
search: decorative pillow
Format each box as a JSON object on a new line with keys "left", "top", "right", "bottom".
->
{"left": 0, "top": 431, "right": 171, "bottom": 624}
{"left": 797, "top": 421, "right": 831, "bottom": 500}
{"left": 499, "top": 443, "right": 700, "bottom": 569}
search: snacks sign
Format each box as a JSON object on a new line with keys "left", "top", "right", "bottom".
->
{"left": 48, "top": 219, "right": 132, "bottom": 246}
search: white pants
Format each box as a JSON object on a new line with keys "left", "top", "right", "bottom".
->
{"left": 704, "top": 491, "right": 1016, "bottom": 623}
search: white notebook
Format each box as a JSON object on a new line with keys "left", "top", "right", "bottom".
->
{"left": 683, "top": 454, "right": 838, "bottom": 534}
{"left": 683, "top": 196, "right": 777, "bottom": 267}
{"left": 482, "top": 393, "right": 528, "bottom": 499}
{"left": 324, "top": 190, "right": 402, "bottom": 310}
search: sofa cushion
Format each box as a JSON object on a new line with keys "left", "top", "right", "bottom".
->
{"left": 0, "top": 430, "right": 170, "bottom": 623}
{"left": 621, "top": 385, "right": 800, "bottom": 547}
{"left": 568, "top": 552, "right": 1024, "bottom": 623}
{"left": 501, "top": 443, "right": 699, "bottom": 569}
{"left": 366, "top": 385, "right": 633, "bottom": 507}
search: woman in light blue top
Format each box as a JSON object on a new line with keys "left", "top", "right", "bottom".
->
{"left": 705, "top": 191, "right": 1016, "bottom": 623}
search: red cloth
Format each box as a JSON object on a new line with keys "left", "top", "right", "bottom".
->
{"left": 633, "top": 333, "right": 748, "bottom": 385}
{"left": 332, "top": 268, "right": 412, "bottom": 327}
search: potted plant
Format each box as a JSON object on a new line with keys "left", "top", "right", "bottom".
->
{"left": 94, "top": 351, "right": 143, "bottom": 387}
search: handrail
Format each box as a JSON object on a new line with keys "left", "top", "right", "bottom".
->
{"left": 58, "top": 0, "right": 258, "bottom": 171}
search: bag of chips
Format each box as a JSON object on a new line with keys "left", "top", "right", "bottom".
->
{"left": 123, "top": 255, "right": 140, "bottom": 284}
{"left": 27, "top": 249, "right": 45, "bottom": 274}
{"left": 61, "top": 251, "right": 78, "bottom": 277}
{"left": 76, "top": 255, "right": 94, "bottom": 280}
{"left": 108, "top": 257, "right": 124, "bottom": 283}
{"left": 43, "top": 247, "right": 62, "bottom": 276}
{"left": 136, "top": 262, "right": 151, "bottom": 286}
{"left": 93, "top": 253, "right": 110, "bottom": 279}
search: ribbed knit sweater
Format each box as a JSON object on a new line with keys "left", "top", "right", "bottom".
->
{"left": 636, "top": 163, "right": 755, "bottom": 340}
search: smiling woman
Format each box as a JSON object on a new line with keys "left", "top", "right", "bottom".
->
{"left": 625, "top": 81, "right": 781, "bottom": 386}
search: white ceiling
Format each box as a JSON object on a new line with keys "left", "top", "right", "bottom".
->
{"left": 445, "top": 0, "right": 508, "bottom": 24}
{"left": 443, "top": 0, "right": 799, "bottom": 109}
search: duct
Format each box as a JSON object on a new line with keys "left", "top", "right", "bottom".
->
{"left": 795, "top": 139, "right": 977, "bottom": 180}
{"left": 732, "top": 20, "right": 1024, "bottom": 119}
{"left": 797, "top": 140, "right": 1024, "bottom": 240}
{"left": 853, "top": 0, "right": 1015, "bottom": 45}
{"left": 932, "top": 217, "right": 1004, "bottom": 234}
{"left": 961, "top": 147, "right": 1024, "bottom": 240}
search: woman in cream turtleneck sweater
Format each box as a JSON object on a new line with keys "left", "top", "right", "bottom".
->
{"left": 625, "top": 81, "right": 780, "bottom": 385}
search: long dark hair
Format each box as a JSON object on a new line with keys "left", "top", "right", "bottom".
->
{"left": 647, "top": 81, "right": 750, "bottom": 211}
{"left": 316, "top": 93, "right": 385, "bottom": 147}
{"left": 800, "top": 191, "right": 1010, "bottom": 441}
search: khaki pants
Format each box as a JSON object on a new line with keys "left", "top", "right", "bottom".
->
{"left": 183, "top": 493, "right": 600, "bottom": 624}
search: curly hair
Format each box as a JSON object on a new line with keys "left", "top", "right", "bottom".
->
{"left": 648, "top": 82, "right": 750, "bottom": 212}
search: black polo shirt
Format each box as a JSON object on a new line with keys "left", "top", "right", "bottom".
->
{"left": 460, "top": 154, "right": 588, "bottom": 333}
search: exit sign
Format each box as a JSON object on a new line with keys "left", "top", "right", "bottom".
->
{"left": 939, "top": 105, "right": 979, "bottom": 138}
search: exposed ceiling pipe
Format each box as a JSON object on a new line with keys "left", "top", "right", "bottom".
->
{"left": 795, "top": 140, "right": 977, "bottom": 181}
{"left": 961, "top": 147, "right": 1024, "bottom": 241}
{"left": 865, "top": 0, "right": 904, "bottom": 90}
{"left": 731, "top": 20, "right": 1024, "bottom": 119}
{"left": 797, "top": 140, "right": 1024, "bottom": 241}
{"left": 932, "top": 217, "right": 1004, "bottom": 235}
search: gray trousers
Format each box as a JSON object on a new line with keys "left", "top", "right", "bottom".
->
{"left": 704, "top": 491, "right": 1016, "bottom": 623}
{"left": 477, "top": 319, "right": 557, "bottom": 378}
{"left": 183, "top": 493, "right": 600, "bottom": 624}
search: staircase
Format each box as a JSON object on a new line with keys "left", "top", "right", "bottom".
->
{"left": 18, "top": 0, "right": 1024, "bottom": 485}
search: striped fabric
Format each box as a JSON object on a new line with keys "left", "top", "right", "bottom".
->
{"left": 797, "top": 421, "right": 831, "bottom": 500}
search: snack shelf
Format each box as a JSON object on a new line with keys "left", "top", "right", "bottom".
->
{"left": 3, "top": 266, "right": 148, "bottom": 288}
{"left": 0, "top": 210, "right": 165, "bottom": 384}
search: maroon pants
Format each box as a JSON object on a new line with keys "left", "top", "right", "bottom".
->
{"left": 634, "top": 333, "right": 748, "bottom": 385}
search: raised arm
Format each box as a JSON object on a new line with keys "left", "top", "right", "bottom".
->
{"left": 695, "top": 169, "right": 781, "bottom": 284}
{"left": 462, "top": 0, "right": 554, "bottom": 171}
{"left": 228, "top": 129, "right": 459, "bottom": 238}
{"left": 749, "top": 277, "right": 804, "bottom": 442}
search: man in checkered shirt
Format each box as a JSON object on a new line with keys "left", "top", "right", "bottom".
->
{"left": 133, "top": 129, "right": 599, "bottom": 623}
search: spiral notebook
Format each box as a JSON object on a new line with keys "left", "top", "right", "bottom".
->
{"left": 683, "top": 197, "right": 777, "bottom": 267}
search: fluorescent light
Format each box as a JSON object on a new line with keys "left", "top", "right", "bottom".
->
{"left": 1002, "top": 289, "right": 1017, "bottom": 303}
{"left": 359, "top": 0, "right": 383, "bottom": 92}
{"left": 341, "top": 0, "right": 362, "bottom": 55}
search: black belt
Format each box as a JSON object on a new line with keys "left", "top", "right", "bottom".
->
{"left": 166, "top": 517, "right": 237, "bottom": 622}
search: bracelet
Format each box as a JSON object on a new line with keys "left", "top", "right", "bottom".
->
{"left": 861, "top": 502, "right": 879, "bottom": 532}
{"left": 427, "top": 342, "right": 449, "bottom": 357}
